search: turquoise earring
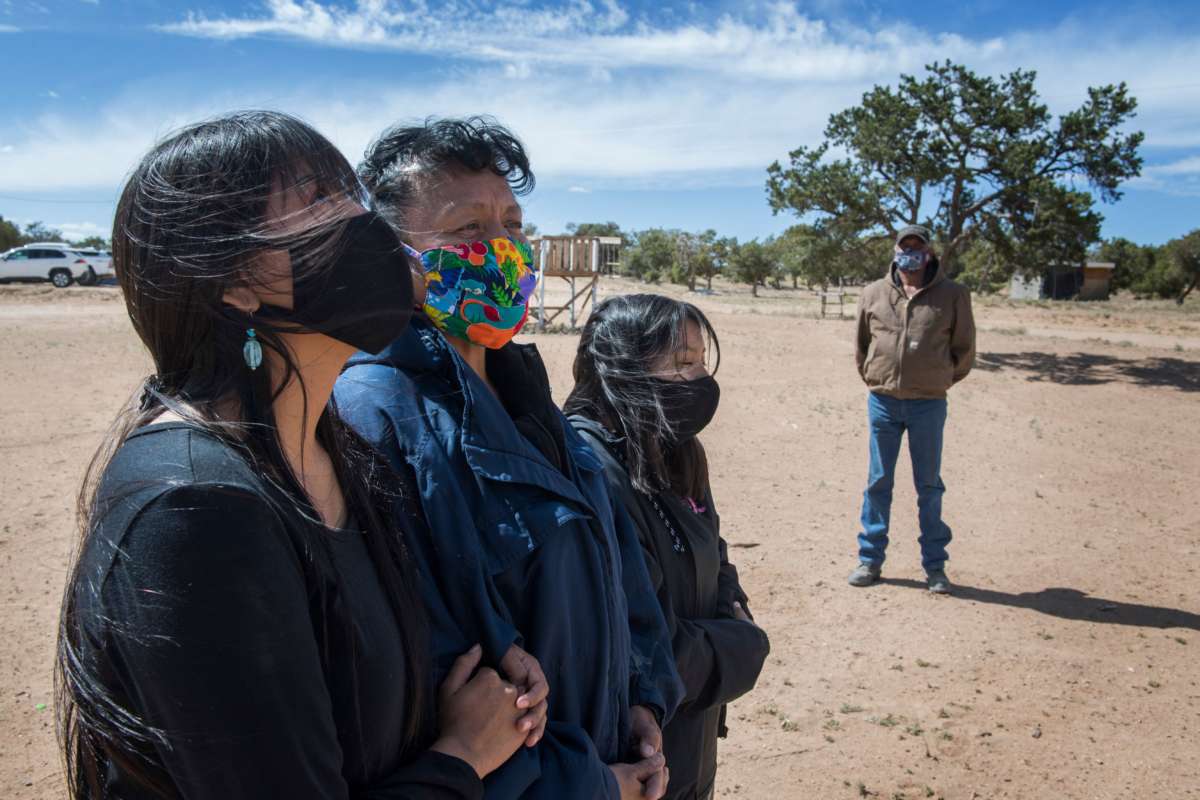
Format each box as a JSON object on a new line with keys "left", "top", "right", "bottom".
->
{"left": 243, "top": 328, "right": 263, "bottom": 370}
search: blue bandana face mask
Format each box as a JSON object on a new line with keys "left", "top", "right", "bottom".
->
{"left": 895, "top": 249, "right": 927, "bottom": 273}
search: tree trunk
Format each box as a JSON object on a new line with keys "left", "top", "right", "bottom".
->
{"left": 751, "top": 283, "right": 758, "bottom": 297}
{"left": 707, "top": 274, "right": 713, "bottom": 291}
{"left": 978, "top": 252, "right": 995, "bottom": 292}
{"left": 1178, "top": 273, "right": 1199, "bottom": 305}
{"left": 792, "top": 274, "right": 798, "bottom": 288}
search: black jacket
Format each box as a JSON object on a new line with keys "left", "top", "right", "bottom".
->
{"left": 570, "top": 417, "right": 770, "bottom": 800}
{"left": 71, "top": 422, "right": 482, "bottom": 799}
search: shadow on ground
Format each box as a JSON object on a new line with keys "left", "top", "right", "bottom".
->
{"left": 977, "top": 351, "right": 1200, "bottom": 392}
{"left": 883, "top": 578, "right": 1199, "bottom": 631}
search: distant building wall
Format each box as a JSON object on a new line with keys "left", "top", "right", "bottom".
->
{"left": 1044, "top": 266, "right": 1081, "bottom": 300}
{"left": 1009, "top": 273, "right": 1044, "bottom": 300}
{"left": 1008, "top": 261, "right": 1114, "bottom": 301}
{"left": 1079, "top": 263, "right": 1115, "bottom": 300}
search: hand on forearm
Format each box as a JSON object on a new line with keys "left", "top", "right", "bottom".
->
{"left": 629, "top": 704, "right": 663, "bottom": 759}
{"left": 608, "top": 754, "right": 668, "bottom": 800}
{"left": 732, "top": 600, "right": 757, "bottom": 624}
{"left": 434, "top": 645, "right": 528, "bottom": 778}
{"left": 499, "top": 643, "right": 550, "bottom": 747}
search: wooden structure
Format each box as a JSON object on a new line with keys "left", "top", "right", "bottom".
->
{"left": 818, "top": 288, "right": 846, "bottom": 319}
{"left": 529, "top": 235, "right": 622, "bottom": 330}
{"left": 1079, "top": 261, "right": 1116, "bottom": 300}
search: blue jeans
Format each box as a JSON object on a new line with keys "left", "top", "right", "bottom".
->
{"left": 857, "top": 392, "right": 953, "bottom": 571}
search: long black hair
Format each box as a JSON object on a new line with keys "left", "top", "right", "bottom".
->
{"left": 56, "top": 110, "right": 430, "bottom": 798}
{"left": 565, "top": 293, "right": 721, "bottom": 499}
{"left": 358, "top": 115, "right": 534, "bottom": 235}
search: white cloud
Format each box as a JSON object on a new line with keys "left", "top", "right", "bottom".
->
{"left": 503, "top": 62, "right": 532, "bottom": 80}
{"left": 567, "top": 186, "right": 591, "bottom": 193}
{"left": 0, "top": 64, "right": 846, "bottom": 192}
{"left": 0, "top": 24, "right": 20, "bottom": 32}
{"left": 163, "top": 0, "right": 632, "bottom": 51}
{"left": 1144, "top": 156, "right": 1200, "bottom": 176}
{"left": 1128, "top": 156, "right": 1200, "bottom": 197}
{"left": 0, "top": 106, "right": 195, "bottom": 190}
{"left": 54, "top": 221, "right": 107, "bottom": 241}
{"left": 1, "top": 2, "right": 1198, "bottom": 206}
{"left": 7, "top": 219, "right": 107, "bottom": 243}
{"left": 43, "top": 90, "right": 59, "bottom": 99}
{"left": 151, "top": 2, "right": 1200, "bottom": 147}
{"left": 159, "top": 1, "right": 991, "bottom": 83}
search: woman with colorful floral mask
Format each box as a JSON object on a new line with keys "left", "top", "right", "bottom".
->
{"left": 403, "top": 235, "right": 539, "bottom": 350}
{"left": 55, "top": 111, "right": 547, "bottom": 799}
{"left": 335, "top": 117, "right": 682, "bottom": 800}
{"left": 565, "top": 294, "right": 770, "bottom": 800}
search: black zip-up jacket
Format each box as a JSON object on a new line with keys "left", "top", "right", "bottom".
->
{"left": 570, "top": 417, "right": 770, "bottom": 800}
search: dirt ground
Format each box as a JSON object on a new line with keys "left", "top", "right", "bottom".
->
{"left": 1, "top": 278, "right": 1198, "bottom": 799}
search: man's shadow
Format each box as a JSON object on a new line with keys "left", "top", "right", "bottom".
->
{"left": 882, "top": 579, "right": 1199, "bottom": 631}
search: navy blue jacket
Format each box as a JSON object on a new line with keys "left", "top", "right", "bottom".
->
{"left": 334, "top": 319, "right": 683, "bottom": 800}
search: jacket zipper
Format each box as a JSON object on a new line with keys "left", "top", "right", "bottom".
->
{"left": 897, "top": 286, "right": 908, "bottom": 388}
{"left": 896, "top": 281, "right": 930, "bottom": 389}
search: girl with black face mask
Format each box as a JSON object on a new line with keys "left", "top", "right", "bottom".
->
{"left": 55, "top": 111, "right": 547, "bottom": 800}
{"left": 566, "top": 294, "right": 770, "bottom": 800}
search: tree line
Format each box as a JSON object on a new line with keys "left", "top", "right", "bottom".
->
{"left": 0, "top": 217, "right": 110, "bottom": 252}
{"left": 565, "top": 221, "right": 885, "bottom": 296}
{"left": 562, "top": 220, "right": 1199, "bottom": 304}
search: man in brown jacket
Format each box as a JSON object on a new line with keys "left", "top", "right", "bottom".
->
{"left": 849, "top": 224, "right": 975, "bottom": 593}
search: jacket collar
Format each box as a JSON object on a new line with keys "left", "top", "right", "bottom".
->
{"left": 889, "top": 255, "right": 946, "bottom": 297}
{"left": 351, "top": 317, "right": 600, "bottom": 503}
{"left": 568, "top": 414, "right": 621, "bottom": 445}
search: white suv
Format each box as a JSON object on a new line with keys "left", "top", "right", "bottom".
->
{"left": 71, "top": 248, "right": 114, "bottom": 285}
{"left": 0, "top": 243, "right": 108, "bottom": 287}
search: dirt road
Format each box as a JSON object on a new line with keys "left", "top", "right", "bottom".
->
{"left": 2, "top": 282, "right": 1197, "bottom": 799}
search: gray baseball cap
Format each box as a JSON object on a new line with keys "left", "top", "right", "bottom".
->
{"left": 895, "top": 225, "right": 931, "bottom": 245}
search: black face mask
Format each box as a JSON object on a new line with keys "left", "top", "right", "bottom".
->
{"left": 653, "top": 375, "right": 720, "bottom": 443}
{"left": 257, "top": 211, "right": 414, "bottom": 354}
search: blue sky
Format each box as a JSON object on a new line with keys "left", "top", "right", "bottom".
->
{"left": 2, "top": 0, "right": 1199, "bottom": 245}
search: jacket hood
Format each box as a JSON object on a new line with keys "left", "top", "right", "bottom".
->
{"left": 889, "top": 254, "right": 945, "bottom": 292}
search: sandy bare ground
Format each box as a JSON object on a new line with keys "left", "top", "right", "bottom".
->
{"left": 1, "top": 279, "right": 1198, "bottom": 799}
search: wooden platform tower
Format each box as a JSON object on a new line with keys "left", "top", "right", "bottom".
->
{"left": 529, "top": 235, "right": 622, "bottom": 330}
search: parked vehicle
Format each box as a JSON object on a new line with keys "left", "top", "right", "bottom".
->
{"left": 0, "top": 243, "right": 105, "bottom": 288}
{"left": 71, "top": 248, "right": 115, "bottom": 285}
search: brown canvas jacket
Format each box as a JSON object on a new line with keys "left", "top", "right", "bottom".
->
{"left": 855, "top": 259, "right": 976, "bottom": 399}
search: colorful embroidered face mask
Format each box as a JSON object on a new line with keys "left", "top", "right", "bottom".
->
{"left": 404, "top": 237, "right": 538, "bottom": 349}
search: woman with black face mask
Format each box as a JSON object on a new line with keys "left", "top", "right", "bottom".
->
{"left": 565, "top": 294, "right": 770, "bottom": 800}
{"left": 55, "top": 111, "right": 547, "bottom": 800}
